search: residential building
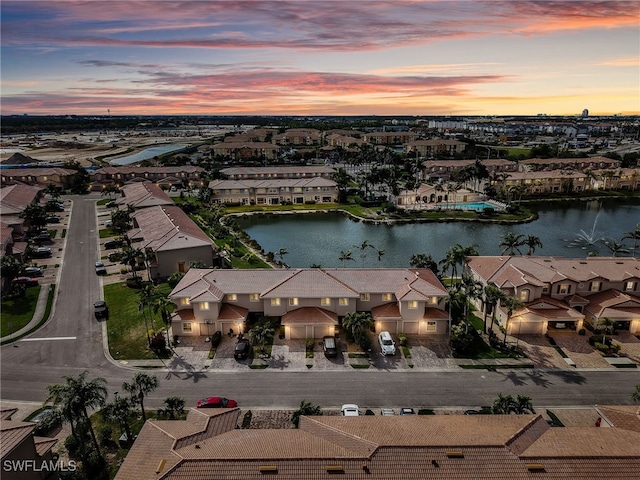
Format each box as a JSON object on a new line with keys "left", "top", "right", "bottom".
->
{"left": 128, "top": 206, "right": 219, "bottom": 280}
{"left": 466, "top": 256, "right": 640, "bottom": 335}
{"left": 520, "top": 156, "right": 621, "bottom": 172}
{"left": 0, "top": 168, "right": 76, "bottom": 189}
{"left": 210, "top": 141, "right": 281, "bottom": 160}
{"left": 220, "top": 166, "right": 335, "bottom": 180}
{"left": 208, "top": 177, "right": 338, "bottom": 205}
{"left": 272, "top": 128, "right": 321, "bottom": 146}
{"left": 324, "top": 133, "right": 365, "bottom": 148}
{"left": 423, "top": 159, "right": 517, "bottom": 181}
{"left": 0, "top": 184, "right": 43, "bottom": 217}
{"left": 89, "top": 166, "right": 204, "bottom": 191}
{"left": 116, "top": 181, "right": 174, "bottom": 210}
{"left": 168, "top": 268, "right": 448, "bottom": 339}
{"left": 115, "top": 407, "right": 640, "bottom": 480}
{"left": 0, "top": 408, "right": 59, "bottom": 480}
{"left": 405, "top": 139, "right": 467, "bottom": 157}
{"left": 362, "top": 131, "right": 420, "bottom": 145}
{"left": 396, "top": 183, "right": 484, "bottom": 209}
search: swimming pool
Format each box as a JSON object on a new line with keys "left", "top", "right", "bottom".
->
{"left": 435, "top": 202, "right": 497, "bottom": 211}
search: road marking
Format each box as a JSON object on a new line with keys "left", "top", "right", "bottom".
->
{"left": 20, "top": 337, "right": 77, "bottom": 342}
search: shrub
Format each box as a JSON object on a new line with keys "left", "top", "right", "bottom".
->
{"left": 125, "top": 277, "right": 143, "bottom": 289}
{"left": 398, "top": 332, "right": 407, "bottom": 346}
{"left": 167, "top": 272, "right": 185, "bottom": 288}
{"left": 578, "top": 328, "right": 586, "bottom": 336}
{"left": 589, "top": 334, "right": 612, "bottom": 346}
{"left": 357, "top": 334, "right": 372, "bottom": 353}
{"left": 304, "top": 200, "right": 316, "bottom": 204}
{"left": 98, "top": 426, "right": 114, "bottom": 447}
{"left": 305, "top": 338, "right": 315, "bottom": 352}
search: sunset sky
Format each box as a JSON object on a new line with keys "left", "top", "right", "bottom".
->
{"left": 1, "top": 1, "right": 638, "bottom": 117}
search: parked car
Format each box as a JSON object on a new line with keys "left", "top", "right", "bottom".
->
{"left": 464, "top": 409, "right": 481, "bottom": 415}
{"left": 378, "top": 331, "right": 396, "bottom": 355}
{"left": 104, "top": 220, "right": 113, "bottom": 228}
{"left": 94, "top": 300, "right": 108, "bottom": 319}
{"left": 234, "top": 338, "right": 251, "bottom": 360}
{"left": 341, "top": 404, "right": 359, "bottom": 416}
{"left": 399, "top": 408, "right": 415, "bottom": 416}
{"left": 46, "top": 215, "right": 60, "bottom": 223}
{"left": 23, "top": 266, "right": 43, "bottom": 277}
{"left": 380, "top": 408, "right": 395, "bottom": 416}
{"left": 322, "top": 336, "right": 337, "bottom": 357}
{"left": 95, "top": 261, "right": 107, "bottom": 275}
{"left": 31, "top": 247, "right": 52, "bottom": 258}
{"left": 104, "top": 239, "right": 122, "bottom": 249}
{"left": 13, "top": 276, "right": 39, "bottom": 287}
{"left": 106, "top": 200, "right": 118, "bottom": 208}
{"left": 45, "top": 201, "right": 64, "bottom": 212}
{"left": 33, "top": 233, "right": 52, "bottom": 243}
{"left": 196, "top": 397, "right": 238, "bottom": 408}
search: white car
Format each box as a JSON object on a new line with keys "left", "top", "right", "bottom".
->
{"left": 378, "top": 331, "right": 396, "bottom": 355}
{"left": 380, "top": 408, "right": 395, "bottom": 416}
{"left": 341, "top": 404, "right": 359, "bottom": 416}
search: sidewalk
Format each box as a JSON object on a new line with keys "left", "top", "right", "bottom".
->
{"left": 1, "top": 285, "right": 52, "bottom": 343}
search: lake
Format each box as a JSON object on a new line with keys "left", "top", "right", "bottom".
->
{"left": 235, "top": 200, "right": 640, "bottom": 268}
{"left": 110, "top": 144, "right": 188, "bottom": 165}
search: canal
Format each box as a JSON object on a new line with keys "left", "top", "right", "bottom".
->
{"left": 235, "top": 200, "right": 640, "bottom": 268}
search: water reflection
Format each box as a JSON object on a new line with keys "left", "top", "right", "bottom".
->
{"left": 235, "top": 200, "right": 640, "bottom": 268}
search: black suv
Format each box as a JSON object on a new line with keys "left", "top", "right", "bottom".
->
{"left": 234, "top": 339, "right": 251, "bottom": 360}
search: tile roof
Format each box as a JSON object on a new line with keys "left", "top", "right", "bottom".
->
{"left": 0, "top": 421, "right": 35, "bottom": 458}
{"left": 371, "top": 302, "right": 401, "bottom": 319}
{"left": 221, "top": 166, "right": 334, "bottom": 176}
{"left": 520, "top": 427, "right": 640, "bottom": 457}
{"left": 217, "top": 304, "right": 248, "bottom": 321}
{"left": 209, "top": 176, "right": 337, "bottom": 190}
{"left": 584, "top": 289, "right": 640, "bottom": 319}
{"left": 117, "top": 181, "right": 173, "bottom": 209}
{"left": 262, "top": 269, "right": 358, "bottom": 298}
{"left": 33, "top": 436, "right": 58, "bottom": 456}
{"left": 281, "top": 307, "right": 338, "bottom": 325}
{"left": 94, "top": 166, "right": 203, "bottom": 175}
{"left": 129, "top": 206, "right": 215, "bottom": 252}
{"left": 0, "top": 408, "right": 17, "bottom": 421}
{"left": 596, "top": 405, "right": 640, "bottom": 433}
{"left": 0, "top": 184, "right": 42, "bottom": 215}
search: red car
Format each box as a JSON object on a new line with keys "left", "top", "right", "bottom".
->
{"left": 13, "top": 277, "right": 39, "bottom": 287}
{"left": 196, "top": 397, "right": 238, "bottom": 408}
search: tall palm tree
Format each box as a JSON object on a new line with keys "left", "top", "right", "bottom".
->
{"left": 45, "top": 371, "right": 107, "bottom": 459}
{"left": 409, "top": 253, "right": 439, "bottom": 275}
{"left": 501, "top": 296, "right": 524, "bottom": 345}
{"left": 341, "top": 312, "right": 373, "bottom": 344}
{"left": 102, "top": 394, "right": 134, "bottom": 447}
{"left": 338, "top": 250, "right": 355, "bottom": 267}
{"left": 1, "top": 255, "right": 23, "bottom": 291}
{"left": 483, "top": 284, "right": 506, "bottom": 335}
{"left": 499, "top": 232, "right": 524, "bottom": 256}
{"left": 524, "top": 235, "right": 543, "bottom": 256}
{"left": 459, "top": 274, "right": 483, "bottom": 333}
{"left": 122, "top": 372, "right": 159, "bottom": 422}
{"left": 623, "top": 223, "right": 640, "bottom": 258}
{"left": 276, "top": 247, "right": 288, "bottom": 265}
{"left": 440, "top": 245, "right": 460, "bottom": 283}
{"left": 353, "top": 240, "right": 375, "bottom": 267}
{"left": 121, "top": 247, "right": 143, "bottom": 279}
{"left": 249, "top": 318, "right": 275, "bottom": 356}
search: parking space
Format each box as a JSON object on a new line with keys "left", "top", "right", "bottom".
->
{"left": 405, "top": 335, "right": 456, "bottom": 369}
{"left": 516, "top": 335, "right": 568, "bottom": 369}
{"left": 551, "top": 331, "right": 613, "bottom": 369}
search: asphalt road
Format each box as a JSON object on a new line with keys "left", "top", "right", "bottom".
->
{"left": 1, "top": 195, "right": 639, "bottom": 410}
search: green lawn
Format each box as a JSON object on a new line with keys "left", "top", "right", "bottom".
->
{"left": 99, "top": 228, "right": 113, "bottom": 239}
{"left": 97, "top": 198, "right": 111, "bottom": 205}
{"left": 1, "top": 286, "right": 41, "bottom": 337}
{"left": 104, "top": 282, "right": 172, "bottom": 360}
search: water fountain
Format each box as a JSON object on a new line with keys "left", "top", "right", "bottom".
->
{"left": 567, "top": 210, "right": 606, "bottom": 252}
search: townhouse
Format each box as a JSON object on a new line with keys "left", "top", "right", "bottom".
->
{"left": 89, "top": 166, "right": 204, "bottom": 191}
{"left": 423, "top": 159, "right": 517, "bottom": 181}
{"left": 116, "top": 181, "right": 174, "bottom": 210}
{"left": 272, "top": 128, "right": 321, "bottom": 146}
{"left": 362, "top": 131, "right": 420, "bottom": 145}
{"left": 128, "top": 206, "right": 219, "bottom": 279}
{"left": 405, "top": 138, "right": 468, "bottom": 157}
{"left": 0, "top": 167, "right": 76, "bottom": 189}
{"left": 208, "top": 177, "right": 338, "bottom": 205}
{"left": 210, "top": 141, "right": 281, "bottom": 161}
{"left": 520, "top": 156, "right": 621, "bottom": 172}
{"left": 168, "top": 268, "right": 448, "bottom": 339}
{"left": 115, "top": 407, "right": 640, "bottom": 480}
{"left": 396, "top": 183, "right": 485, "bottom": 209}
{"left": 219, "top": 165, "right": 335, "bottom": 180}
{"left": 466, "top": 256, "right": 640, "bottom": 335}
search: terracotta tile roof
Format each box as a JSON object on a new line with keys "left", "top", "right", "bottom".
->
{"left": 171, "top": 309, "right": 195, "bottom": 321}
{"left": 0, "top": 408, "right": 17, "bottom": 421}
{"left": 262, "top": 270, "right": 358, "bottom": 298}
{"left": 0, "top": 421, "right": 35, "bottom": 458}
{"left": 0, "top": 184, "right": 42, "bottom": 215}
{"left": 117, "top": 181, "right": 173, "bottom": 209}
{"left": 220, "top": 166, "right": 334, "bottom": 176}
{"left": 209, "top": 176, "right": 337, "bottom": 190}
{"left": 371, "top": 302, "right": 401, "bottom": 319}
{"left": 33, "top": 436, "right": 58, "bottom": 456}
{"left": 94, "top": 166, "right": 203, "bottom": 175}
{"left": 282, "top": 307, "right": 338, "bottom": 325}
{"left": 596, "top": 405, "right": 640, "bottom": 433}
{"left": 217, "top": 304, "right": 248, "bottom": 321}
{"left": 520, "top": 427, "right": 640, "bottom": 457}
{"left": 521, "top": 295, "right": 585, "bottom": 321}
{"left": 424, "top": 307, "right": 450, "bottom": 320}
{"left": 129, "top": 205, "right": 215, "bottom": 252}
{"left": 1, "top": 167, "right": 75, "bottom": 177}
{"left": 584, "top": 289, "right": 640, "bottom": 319}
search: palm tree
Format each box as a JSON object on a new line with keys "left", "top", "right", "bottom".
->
{"left": 291, "top": 400, "right": 322, "bottom": 428}
{"left": 353, "top": 240, "right": 375, "bottom": 267}
{"left": 440, "top": 246, "right": 459, "bottom": 283}
{"left": 409, "top": 253, "right": 439, "bottom": 275}
{"left": 341, "top": 312, "right": 373, "bottom": 344}
{"left": 101, "top": 182, "right": 120, "bottom": 200}
{"left": 623, "top": 223, "right": 640, "bottom": 258}
{"left": 499, "top": 232, "right": 524, "bottom": 255}
{"left": 249, "top": 318, "right": 275, "bottom": 356}
{"left": 501, "top": 296, "right": 524, "bottom": 345}
{"left": 459, "top": 273, "right": 483, "bottom": 333}
{"left": 121, "top": 247, "right": 142, "bottom": 279}
{"left": 483, "top": 284, "right": 506, "bottom": 335}
{"left": 604, "top": 240, "right": 630, "bottom": 257}
{"left": 492, "top": 393, "right": 516, "bottom": 414}
{"left": 45, "top": 371, "right": 107, "bottom": 459}
{"left": 162, "top": 396, "right": 186, "bottom": 419}
{"left": 338, "top": 250, "right": 355, "bottom": 267}
{"left": 524, "top": 235, "right": 543, "bottom": 256}
{"left": 142, "top": 247, "right": 155, "bottom": 281}
{"left": 102, "top": 394, "right": 135, "bottom": 447}
{"left": 1, "top": 255, "right": 23, "bottom": 291}
{"left": 138, "top": 284, "right": 157, "bottom": 345}
{"left": 277, "top": 247, "right": 288, "bottom": 266}
{"left": 122, "top": 372, "right": 159, "bottom": 422}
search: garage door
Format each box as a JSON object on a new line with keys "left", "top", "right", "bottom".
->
{"left": 511, "top": 320, "right": 543, "bottom": 335}
{"left": 313, "top": 325, "right": 333, "bottom": 338}
{"left": 379, "top": 320, "right": 398, "bottom": 334}
{"left": 289, "top": 325, "right": 306, "bottom": 339}
{"left": 401, "top": 322, "right": 419, "bottom": 334}
{"left": 221, "top": 322, "right": 236, "bottom": 336}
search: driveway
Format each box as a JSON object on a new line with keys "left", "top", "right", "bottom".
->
{"left": 516, "top": 335, "right": 568, "bottom": 369}
{"left": 551, "top": 331, "right": 613, "bottom": 369}
{"left": 405, "top": 335, "right": 457, "bottom": 370}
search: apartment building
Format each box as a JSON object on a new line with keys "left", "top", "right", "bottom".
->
{"left": 220, "top": 166, "right": 335, "bottom": 180}
{"left": 466, "top": 256, "right": 640, "bottom": 335}
{"left": 208, "top": 177, "right": 338, "bottom": 205}
{"left": 423, "top": 159, "right": 518, "bottom": 181}
{"left": 168, "top": 268, "right": 448, "bottom": 339}
{"left": 0, "top": 168, "right": 76, "bottom": 189}
{"left": 520, "top": 156, "right": 621, "bottom": 172}
{"left": 396, "top": 183, "right": 484, "bottom": 208}
{"left": 272, "top": 128, "right": 321, "bottom": 146}
{"left": 406, "top": 139, "right": 468, "bottom": 157}
{"left": 116, "top": 181, "right": 174, "bottom": 210}
{"left": 210, "top": 141, "right": 281, "bottom": 161}
{"left": 362, "top": 131, "right": 420, "bottom": 145}
{"left": 89, "top": 166, "right": 204, "bottom": 191}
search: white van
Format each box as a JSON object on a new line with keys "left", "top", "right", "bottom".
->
{"left": 378, "top": 331, "right": 396, "bottom": 355}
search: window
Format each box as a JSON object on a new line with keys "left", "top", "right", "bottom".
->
{"left": 408, "top": 300, "right": 418, "bottom": 309}
{"left": 625, "top": 281, "right": 636, "bottom": 292}
{"left": 430, "top": 296, "right": 438, "bottom": 304}
{"left": 339, "top": 298, "right": 349, "bottom": 306}
{"left": 200, "top": 302, "right": 210, "bottom": 311}
{"left": 289, "top": 297, "right": 299, "bottom": 306}
{"left": 228, "top": 294, "right": 237, "bottom": 302}
{"left": 183, "top": 322, "right": 192, "bottom": 333}
{"left": 557, "top": 284, "right": 571, "bottom": 294}
{"left": 321, "top": 297, "right": 331, "bottom": 306}
{"left": 519, "top": 289, "right": 530, "bottom": 302}
{"left": 360, "top": 293, "right": 370, "bottom": 301}
{"left": 589, "top": 281, "right": 601, "bottom": 292}
{"left": 271, "top": 298, "right": 281, "bottom": 306}
{"left": 180, "top": 297, "right": 190, "bottom": 306}
{"left": 382, "top": 293, "right": 393, "bottom": 301}
{"left": 542, "top": 283, "right": 550, "bottom": 293}
{"left": 250, "top": 293, "right": 260, "bottom": 302}
{"left": 427, "top": 321, "right": 437, "bottom": 332}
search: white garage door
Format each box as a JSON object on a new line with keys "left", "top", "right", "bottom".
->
{"left": 512, "top": 320, "right": 543, "bottom": 335}
{"left": 401, "top": 322, "right": 419, "bottom": 334}
{"left": 313, "top": 325, "right": 333, "bottom": 338}
{"left": 289, "top": 325, "right": 307, "bottom": 339}
{"left": 379, "top": 320, "right": 398, "bottom": 334}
